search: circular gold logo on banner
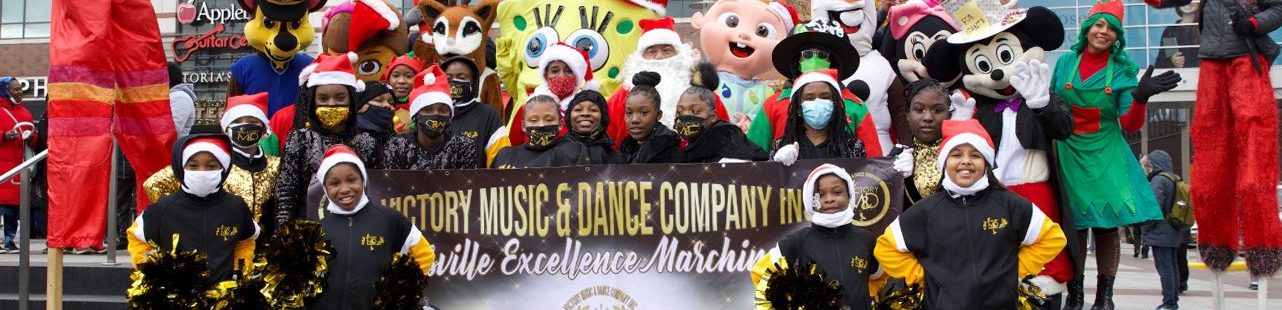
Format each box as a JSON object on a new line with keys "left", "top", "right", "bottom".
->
{"left": 563, "top": 285, "right": 638, "bottom": 310}
{"left": 848, "top": 171, "right": 891, "bottom": 227}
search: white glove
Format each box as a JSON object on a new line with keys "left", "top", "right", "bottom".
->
{"left": 892, "top": 146, "right": 915, "bottom": 178}
{"left": 773, "top": 142, "right": 800, "bottom": 166}
{"left": 1011, "top": 59, "right": 1052, "bottom": 109}
{"left": 1027, "top": 275, "right": 1067, "bottom": 296}
{"left": 949, "top": 90, "right": 976, "bottom": 120}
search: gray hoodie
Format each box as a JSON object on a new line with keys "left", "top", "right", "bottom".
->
{"left": 1143, "top": 150, "right": 1184, "bottom": 247}
{"left": 169, "top": 83, "right": 196, "bottom": 137}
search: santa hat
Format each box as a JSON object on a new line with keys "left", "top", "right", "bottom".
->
{"left": 888, "top": 0, "right": 960, "bottom": 40}
{"left": 349, "top": 0, "right": 401, "bottom": 52}
{"left": 637, "top": 17, "right": 682, "bottom": 52}
{"left": 301, "top": 53, "right": 367, "bottom": 92}
{"left": 538, "top": 43, "right": 599, "bottom": 91}
{"left": 1087, "top": 0, "right": 1125, "bottom": 20}
{"left": 382, "top": 55, "right": 423, "bottom": 81}
{"left": 935, "top": 119, "right": 996, "bottom": 171}
{"left": 626, "top": 0, "right": 668, "bottom": 16}
{"left": 801, "top": 163, "right": 856, "bottom": 214}
{"left": 408, "top": 65, "right": 453, "bottom": 116}
{"left": 765, "top": 0, "right": 801, "bottom": 33}
{"left": 318, "top": 144, "right": 367, "bottom": 185}
{"left": 792, "top": 69, "right": 843, "bottom": 95}
{"left": 182, "top": 136, "right": 232, "bottom": 172}
{"left": 221, "top": 93, "right": 270, "bottom": 130}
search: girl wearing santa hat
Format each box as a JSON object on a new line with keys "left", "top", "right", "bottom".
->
{"left": 314, "top": 145, "right": 435, "bottom": 309}
{"left": 874, "top": 119, "right": 1066, "bottom": 308}
{"left": 127, "top": 134, "right": 258, "bottom": 285}
{"left": 380, "top": 66, "right": 481, "bottom": 170}
{"left": 751, "top": 163, "right": 886, "bottom": 310}
{"left": 491, "top": 95, "right": 590, "bottom": 169}
{"left": 770, "top": 69, "right": 867, "bottom": 166}
{"left": 275, "top": 53, "right": 382, "bottom": 224}
{"left": 143, "top": 93, "right": 282, "bottom": 239}
{"left": 383, "top": 55, "right": 424, "bottom": 133}
{"left": 504, "top": 43, "right": 599, "bottom": 146}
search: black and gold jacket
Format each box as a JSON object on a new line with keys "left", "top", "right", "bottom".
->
{"left": 127, "top": 190, "right": 258, "bottom": 284}
{"left": 315, "top": 203, "right": 435, "bottom": 310}
{"left": 491, "top": 138, "right": 589, "bottom": 169}
{"left": 752, "top": 224, "right": 885, "bottom": 310}
{"left": 380, "top": 133, "right": 480, "bottom": 170}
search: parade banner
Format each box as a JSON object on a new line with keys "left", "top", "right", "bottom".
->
{"left": 361, "top": 159, "right": 903, "bottom": 309}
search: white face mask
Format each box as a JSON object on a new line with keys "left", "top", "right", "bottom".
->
{"left": 182, "top": 170, "right": 222, "bottom": 197}
{"left": 810, "top": 193, "right": 853, "bottom": 228}
{"left": 942, "top": 171, "right": 990, "bottom": 197}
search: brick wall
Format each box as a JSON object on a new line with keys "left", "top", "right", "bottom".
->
{"left": 0, "top": 43, "right": 50, "bottom": 77}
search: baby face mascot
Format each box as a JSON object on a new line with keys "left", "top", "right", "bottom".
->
{"left": 811, "top": 0, "right": 897, "bottom": 156}
{"left": 691, "top": 0, "right": 799, "bottom": 130}
{"left": 923, "top": 0, "right": 1079, "bottom": 303}
{"left": 1143, "top": 0, "right": 1282, "bottom": 277}
{"left": 415, "top": 0, "right": 506, "bottom": 118}
{"left": 230, "top": 0, "right": 327, "bottom": 116}
{"left": 495, "top": 0, "right": 657, "bottom": 121}
{"left": 320, "top": 0, "right": 410, "bottom": 82}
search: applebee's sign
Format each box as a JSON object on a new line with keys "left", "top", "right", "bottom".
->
{"left": 177, "top": 0, "right": 250, "bottom": 25}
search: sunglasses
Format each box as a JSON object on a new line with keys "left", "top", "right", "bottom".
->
{"left": 800, "top": 49, "right": 831, "bottom": 60}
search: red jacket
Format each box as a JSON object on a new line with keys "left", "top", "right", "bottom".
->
{"left": 0, "top": 98, "right": 36, "bottom": 205}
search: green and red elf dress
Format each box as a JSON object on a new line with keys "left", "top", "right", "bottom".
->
{"left": 1049, "top": 17, "right": 1164, "bottom": 232}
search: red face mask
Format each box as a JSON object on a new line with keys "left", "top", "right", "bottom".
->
{"left": 546, "top": 75, "right": 579, "bottom": 99}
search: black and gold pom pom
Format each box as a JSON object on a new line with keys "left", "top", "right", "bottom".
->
{"left": 760, "top": 261, "right": 844, "bottom": 310}
{"left": 372, "top": 253, "right": 430, "bottom": 310}
{"left": 874, "top": 283, "right": 924, "bottom": 310}
{"left": 127, "top": 235, "right": 213, "bottom": 310}
{"left": 259, "top": 220, "right": 334, "bottom": 310}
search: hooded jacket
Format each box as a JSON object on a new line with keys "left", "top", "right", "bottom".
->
{"left": 620, "top": 124, "right": 685, "bottom": 164}
{"left": 126, "top": 134, "right": 258, "bottom": 284}
{"left": 275, "top": 86, "right": 380, "bottom": 223}
{"left": 565, "top": 91, "right": 623, "bottom": 165}
{"left": 143, "top": 146, "right": 281, "bottom": 231}
{"left": 875, "top": 186, "right": 1066, "bottom": 309}
{"left": 168, "top": 83, "right": 196, "bottom": 137}
{"left": 752, "top": 224, "right": 883, "bottom": 309}
{"left": 354, "top": 82, "right": 395, "bottom": 139}
{"left": 1143, "top": 150, "right": 1184, "bottom": 248}
{"left": 449, "top": 99, "right": 503, "bottom": 167}
{"left": 682, "top": 121, "right": 769, "bottom": 163}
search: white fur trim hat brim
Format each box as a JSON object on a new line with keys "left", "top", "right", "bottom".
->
{"left": 409, "top": 92, "right": 453, "bottom": 117}
{"left": 801, "top": 163, "right": 856, "bottom": 214}
{"left": 220, "top": 104, "right": 269, "bottom": 131}
{"left": 183, "top": 141, "right": 231, "bottom": 172}
{"left": 638, "top": 29, "right": 681, "bottom": 51}
{"left": 935, "top": 133, "right": 996, "bottom": 171}
{"left": 306, "top": 71, "right": 366, "bottom": 92}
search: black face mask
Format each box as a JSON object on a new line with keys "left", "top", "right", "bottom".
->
{"left": 357, "top": 107, "right": 395, "bottom": 135}
{"left": 673, "top": 115, "right": 708, "bottom": 140}
{"left": 416, "top": 114, "right": 451, "bottom": 139}
{"left": 450, "top": 79, "right": 476, "bottom": 106}
{"left": 525, "top": 124, "right": 560, "bottom": 150}
{"left": 227, "top": 123, "right": 266, "bottom": 148}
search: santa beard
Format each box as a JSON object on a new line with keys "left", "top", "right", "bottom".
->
{"left": 620, "top": 45, "right": 696, "bottom": 127}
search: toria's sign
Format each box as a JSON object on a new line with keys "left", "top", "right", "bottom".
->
{"left": 348, "top": 159, "right": 904, "bottom": 309}
{"left": 173, "top": 24, "right": 249, "bottom": 63}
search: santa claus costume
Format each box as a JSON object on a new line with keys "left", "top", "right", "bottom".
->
{"left": 1143, "top": 0, "right": 1282, "bottom": 277}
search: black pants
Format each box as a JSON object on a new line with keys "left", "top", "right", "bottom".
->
{"left": 1152, "top": 246, "right": 1181, "bottom": 308}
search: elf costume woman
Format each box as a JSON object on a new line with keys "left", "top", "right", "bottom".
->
{"left": 1048, "top": 1, "right": 1181, "bottom": 308}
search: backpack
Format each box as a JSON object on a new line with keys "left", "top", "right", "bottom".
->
{"left": 1158, "top": 172, "right": 1194, "bottom": 229}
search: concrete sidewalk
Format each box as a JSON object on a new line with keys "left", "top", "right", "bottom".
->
{"left": 1094, "top": 243, "right": 1278, "bottom": 309}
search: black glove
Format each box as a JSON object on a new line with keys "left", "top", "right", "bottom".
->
{"left": 1132, "top": 66, "right": 1181, "bottom": 103}
{"left": 1231, "top": 9, "right": 1260, "bottom": 35}
{"left": 879, "top": 277, "right": 908, "bottom": 297}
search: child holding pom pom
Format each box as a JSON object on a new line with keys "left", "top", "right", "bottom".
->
{"left": 314, "top": 145, "right": 436, "bottom": 310}
{"left": 751, "top": 163, "right": 885, "bottom": 309}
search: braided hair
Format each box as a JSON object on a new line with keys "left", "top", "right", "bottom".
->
{"left": 903, "top": 78, "right": 950, "bottom": 107}
{"left": 778, "top": 82, "right": 863, "bottom": 158}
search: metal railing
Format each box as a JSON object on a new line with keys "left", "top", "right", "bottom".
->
{"left": 5, "top": 149, "right": 46, "bottom": 310}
